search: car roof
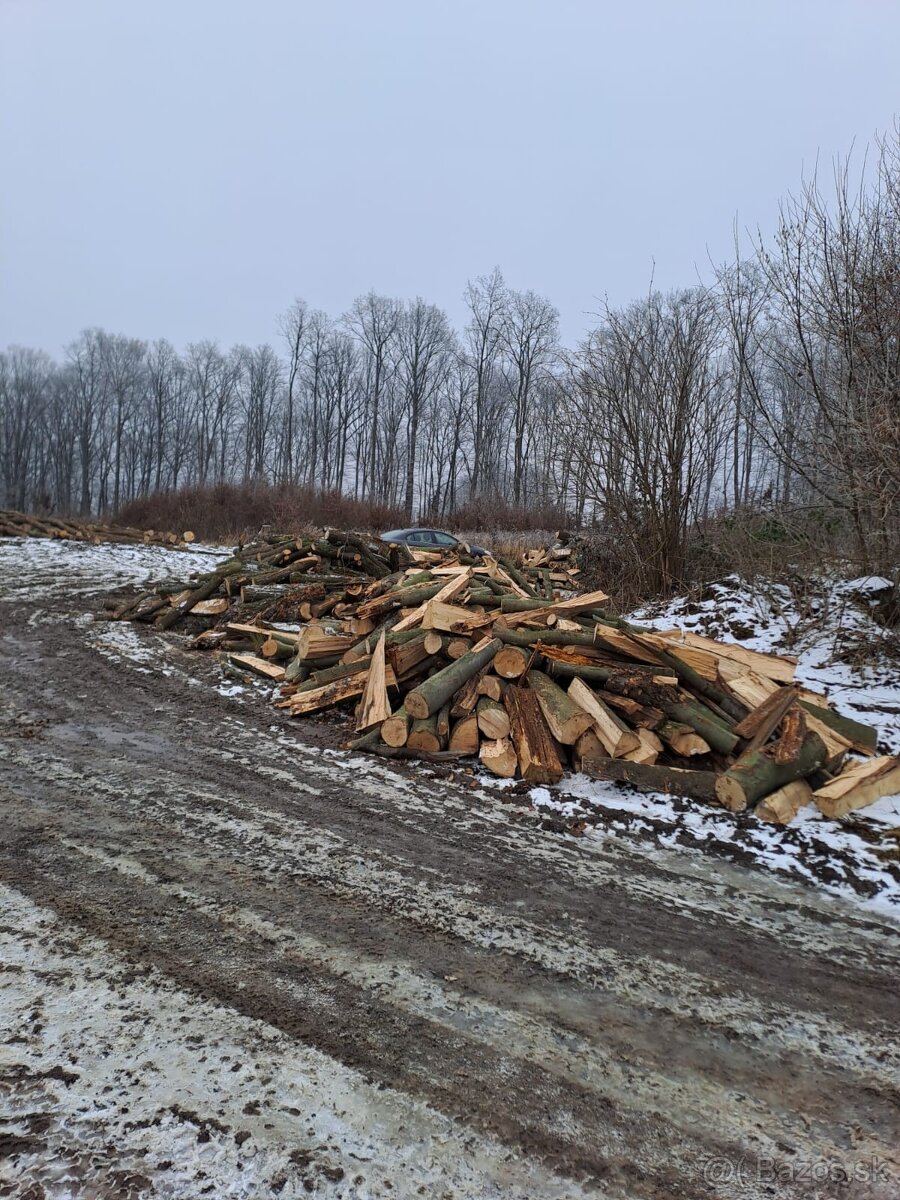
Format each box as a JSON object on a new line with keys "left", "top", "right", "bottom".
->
{"left": 381, "top": 527, "right": 455, "bottom": 539}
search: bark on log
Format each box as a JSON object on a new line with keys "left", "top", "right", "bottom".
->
{"left": 527, "top": 670, "right": 595, "bottom": 745}
{"left": 715, "top": 731, "right": 828, "bottom": 812}
{"left": 404, "top": 638, "right": 502, "bottom": 719}
{"left": 476, "top": 696, "right": 511, "bottom": 740}
{"left": 582, "top": 757, "right": 719, "bottom": 801}
{"left": 503, "top": 687, "right": 564, "bottom": 784}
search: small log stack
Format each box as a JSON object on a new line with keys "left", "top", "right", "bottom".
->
{"left": 105, "top": 528, "right": 895, "bottom": 825}
{"left": 1, "top": 508, "right": 192, "bottom": 547}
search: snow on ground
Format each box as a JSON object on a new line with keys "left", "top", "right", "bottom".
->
{"left": 7, "top": 539, "right": 899, "bottom": 921}
{"left": 515, "top": 574, "right": 900, "bottom": 920}
{"left": 0, "top": 535, "right": 225, "bottom": 599}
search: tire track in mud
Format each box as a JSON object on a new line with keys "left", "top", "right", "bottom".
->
{"left": 2, "top": 568, "right": 900, "bottom": 1198}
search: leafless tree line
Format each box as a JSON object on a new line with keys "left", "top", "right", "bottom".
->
{"left": 0, "top": 269, "right": 561, "bottom": 525}
{"left": 3, "top": 130, "right": 899, "bottom": 583}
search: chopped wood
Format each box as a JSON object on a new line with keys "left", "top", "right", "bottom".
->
{"left": 355, "top": 632, "right": 390, "bottom": 731}
{"left": 503, "top": 687, "right": 564, "bottom": 784}
{"left": 479, "top": 736, "right": 518, "bottom": 778}
{"left": 527, "top": 669, "right": 595, "bottom": 745}
{"left": 566, "top": 678, "right": 640, "bottom": 758}
{"left": 814, "top": 756, "right": 900, "bottom": 818}
{"left": 756, "top": 780, "right": 814, "bottom": 825}
{"left": 773, "top": 706, "right": 807, "bottom": 765}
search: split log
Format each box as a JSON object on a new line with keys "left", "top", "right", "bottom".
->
{"left": 527, "top": 670, "right": 594, "bottom": 745}
{"left": 813, "top": 756, "right": 900, "bottom": 818}
{"left": 476, "top": 696, "right": 511, "bottom": 740}
{"left": 503, "top": 687, "right": 564, "bottom": 785}
{"left": 773, "top": 706, "right": 807, "bottom": 765}
{"left": 756, "top": 780, "right": 814, "bottom": 825}
{"left": 476, "top": 674, "right": 504, "bottom": 701}
{"left": 798, "top": 700, "right": 878, "bottom": 755}
{"left": 281, "top": 664, "right": 397, "bottom": 715}
{"left": 572, "top": 728, "right": 606, "bottom": 769}
{"left": 156, "top": 573, "right": 225, "bottom": 630}
{"left": 227, "top": 653, "right": 285, "bottom": 681}
{"left": 581, "top": 757, "right": 719, "bottom": 802}
{"left": 479, "top": 736, "right": 518, "bottom": 778}
{"left": 404, "top": 638, "right": 502, "bottom": 719}
{"left": 355, "top": 632, "right": 390, "bottom": 731}
{"left": 621, "top": 728, "right": 663, "bottom": 765}
{"left": 657, "top": 721, "right": 710, "bottom": 757}
{"left": 715, "top": 731, "right": 828, "bottom": 812}
{"left": 566, "top": 678, "right": 640, "bottom": 758}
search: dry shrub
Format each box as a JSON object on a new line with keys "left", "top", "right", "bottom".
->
{"left": 429, "top": 498, "right": 569, "bottom": 534}
{"left": 575, "top": 505, "right": 864, "bottom": 612}
{"left": 116, "top": 483, "right": 407, "bottom": 542}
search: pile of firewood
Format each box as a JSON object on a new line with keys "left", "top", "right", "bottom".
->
{"left": 0, "top": 509, "right": 192, "bottom": 548}
{"left": 109, "top": 536, "right": 898, "bottom": 825}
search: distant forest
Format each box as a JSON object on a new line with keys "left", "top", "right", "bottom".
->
{"left": 3, "top": 134, "right": 899, "bottom": 586}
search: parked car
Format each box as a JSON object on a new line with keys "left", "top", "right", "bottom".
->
{"left": 380, "top": 527, "right": 488, "bottom": 557}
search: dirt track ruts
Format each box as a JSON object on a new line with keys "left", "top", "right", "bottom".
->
{"left": 1, "top": 547, "right": 898, "bottom": 1199}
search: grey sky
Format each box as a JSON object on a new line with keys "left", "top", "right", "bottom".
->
{"left": 2, "top": 0, "right": 898, "bottom": 354}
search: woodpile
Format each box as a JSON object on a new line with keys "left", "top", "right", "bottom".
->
{"left": 106, "top": 531, "right": 895, "bottom": 825}
{"left": 0, "top": 508, "right": 193, "bottom": 547}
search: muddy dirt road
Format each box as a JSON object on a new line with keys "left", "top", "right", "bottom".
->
{"left": 1, "top": 542, "right": 898, "bottom": 1199}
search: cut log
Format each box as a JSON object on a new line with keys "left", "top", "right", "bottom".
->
{"left": 381, "top": 706, "right": 410, "bottom": 747}
{"left": 566, "top": 678, "right": 640, "bottom": 758}
{"left": 527, "top": 670, "right": 595, "bottom": 745}
{"left": 479, "top": 736, "right": 518, "bottom": 778}
{"left": 581, "top": 757, "right": 719, "bottom": 802}
{"left": 355, "top": 632, "right": 390, "bottom": 731}
{"left": 476, "top": 695, "right": 511, "bottom": 740}
{"left": 448, "top": 713, "right": 479, "bottom": 754}
{"left": 813, "top": 756, "right": 900, "bottom": 818}
{"left": 446, "top": 637, "right": 473, "bottom": 660}
{"left": 715, "top": 731, "right": 828, "bottom": 813}
{"left": 493, "top": 645, "right": 531, "bottom": 679}
{"left": 404, "top": 638, "right": 502, "bottom": 719}
{"left": 503, "top": 687, "right": 564, "bottom": 784}
{"left": 408, "top": 714, "right": 442, "bottom": 754}
{"left": 756, "top": 780, "right": 814, "bottom": 824}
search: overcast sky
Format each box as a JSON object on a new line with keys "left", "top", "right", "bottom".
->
{"left": 1, "top": 0, "right": 898, "bottom": 354}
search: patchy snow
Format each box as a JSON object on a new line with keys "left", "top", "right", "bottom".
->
{"left": 510, "top": 574, "right": 900, "bottom": 920}
{"left": 0, "top": 536, "right": 225, "bottom": 600}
